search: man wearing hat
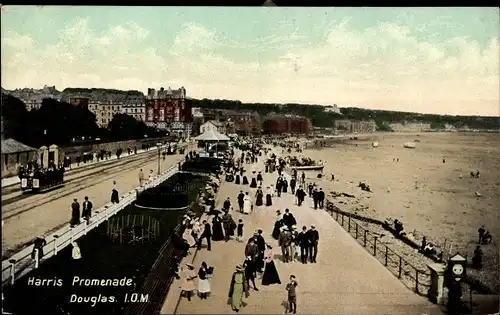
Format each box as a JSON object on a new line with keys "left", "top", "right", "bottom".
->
{"left": 279, "top": 226, "right": 292, "bottom": 263}
{"left": 306, "top": 225, "right": 319, "bottom": 263}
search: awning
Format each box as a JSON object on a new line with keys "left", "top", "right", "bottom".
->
{"left": 194, "top": 130, "right": 230, "bottom": 141}
{"left": 1, "top": 138, "right": 37, "bottom": 154}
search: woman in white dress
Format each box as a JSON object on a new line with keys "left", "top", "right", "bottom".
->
{"left": 243, "top": 192, "right": 252, "bottom": 214}
{"left": 198, "top": 261, "right": 212, "bottom": 299}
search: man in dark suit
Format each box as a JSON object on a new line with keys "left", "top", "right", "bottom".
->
{"left": 318, "top": 188, "right": 325, "bottom": 209}
{"left": 82, "top": 196, "right": 93, "bottom": 223}
{"left": 197, "top": 220, "right": 212, "bottom": 251}
{"left": 282, "top": 209, "right": 297, "bottom": 230}
{"left": 306, "top": 225, "right": 319, "bottom": 263}
{"left": 237, "top": 191, "right": 245, "bottom": 213}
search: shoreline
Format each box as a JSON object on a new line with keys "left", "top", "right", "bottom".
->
{"left": 284, "top": 132, "right": 500, "bottom": 294}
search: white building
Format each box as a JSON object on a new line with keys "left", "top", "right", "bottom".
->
{"left": 88, "top": 100, "right": 123, "bottom": 129}
{"left": 121, "top": 94, "right": 146, "bottom": 122}
{"left": 324, "top": 104, "right": 342, "bottom": 114}
{"left": 200, "top": 120, "right": 225, "bottom": 134}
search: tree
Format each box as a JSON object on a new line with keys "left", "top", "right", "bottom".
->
{"left": 1, "top": 94, "right": 32, "bottom": 141}
{"left": 108, "top": 113, "right": 151, "bottom": 140}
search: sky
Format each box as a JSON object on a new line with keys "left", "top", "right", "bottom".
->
{"left": 1, "top": 7, "right": 499, "bottom": 116}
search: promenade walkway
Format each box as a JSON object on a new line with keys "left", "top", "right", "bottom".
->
{"left": 2, "top": 144, "right": 193, "bottom": 258}
{"left": 162, "top": 150, "right": 443, "bottom": 315}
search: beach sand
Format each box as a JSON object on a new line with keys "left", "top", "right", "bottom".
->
{"left": 292, "top": 132, "right": 499, "bottom": 292}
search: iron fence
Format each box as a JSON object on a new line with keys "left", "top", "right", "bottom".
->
{"left": 325, "top": 200, "right": 432, "bottom": 296}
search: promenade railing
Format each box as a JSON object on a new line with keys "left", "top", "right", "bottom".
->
{"left": 325, "top": 200, "right": 432, "bottom": 296}
{"left": 1, "top": 163, "right": 181, "bottom": 287}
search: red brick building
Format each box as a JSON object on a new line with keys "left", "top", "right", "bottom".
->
{"left": 145, "top": 87, "right": 192, "bottom": 129}
{"left": 262, "top": 113, "right": 311, "bottom": 135}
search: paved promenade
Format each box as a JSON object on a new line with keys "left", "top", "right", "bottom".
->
{"left": 162, "top": 150, "right": 443, "bottom": 315}
{"left": 2, "top": 144, "right": 193, "bottom": 258}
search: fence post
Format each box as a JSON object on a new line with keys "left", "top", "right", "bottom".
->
{"left": 341, "top": 214, "right": 344, "bottom": 226}
{"left": 34, "top": 249, "right": 39, "bottom": 269}
{"left": 398, "top": 257, "right": 402, "bottom": 278}
{"left": 373, "top": 236, "right": 378, "bottom": 256}
{"left": 95, "top": 211, "right": 100, "bottom": 225}
{"left": 70, "top": 227, "right": 74, "bottom": 243}
{"left": 84, "top": 221, "right": 87, "bottom": 235}
{"left": 415, "top": 270, "right": 419, "bottom": 293}
{"left": 355, "top": 224, "right": 358, "bottom": 239}
{"left": 53, "top": 235, "right": 59, "bottom": 255}
{"left": 104, "top": 206, "right": 109, "bottom": 220}
{"left": 336, "top": 212, "right": 339, "bottom": 221}
{"left": 385, "top": 246, "right": 388, "bottom": 266}
{"left": 348, "top": 216, "right": 351, "bottom": 232}
{"left": 363, "top": 230, "right": 367, "bottom": 247}
{"left": 9, "top": 259, "right": 16, "bottom": 285}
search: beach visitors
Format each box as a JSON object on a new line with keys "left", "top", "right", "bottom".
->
{"left": 228, "top": 265, "right": 249, "bottom": 312}
{"left": 472, "top": 246, "right": 483, "bottom": 269}
{"left": 237, "top": 191, "right": 245, "bottom": 212}
{"left": 82, "top": 196, "right": 93, "bottom": 223}
{"left": 31, "top": 235, "right": 46, "bottom": 260}
{"left": 282, "top": 209, "right": 297, "bottom": 230}
{"left": 138, "top": 169, "right": 145, "bottom": 186}
{"left": 245, "top": 238, "right": 259, "bottom": 262}
{"left": 244, "top": 256, "right": 259, "bottom": 291}
{"left": 265, "top": 186, "right": 273, "bottom": 206}
{"left": 243, "top": 192, "right": 252, "bottom": 214}
{"left": 235, "top": 174, "right": 241, "bottom": 185}
{"left": 290, "top": 226, "right": 299, "bottom": 262}
{"left": 255, "top": 230, "right": 266, "bottom": 272}
{"left": 478, "top": 225, "right": 486, "bottom": 244}
{"left": 111, "top": 182, "right": 119, "bottom": 204}
{"left": 212, "top": 213, "right": 225, "bottom": 241}
{"left": 313, "top": 188, "right": 319, "bottom": 209}
{"left": 250, "top": 172, "right": 258, "bottom": 188}
{"left": 318, "top": 188, "right": 325, "bottom": 209}
{"left": 198, "top": 262, "right": 212, "bottom": 299}
{"left": 286, "top": 275, "right": 298, "bottom": 314}
{"left": 181, "top": 263, "right": 198, "bottom": 302}
{"left": 307, "top": 225, "right": 319, "bottom": 263}
{"left": 301, "top": 172, "right": 305, "bottom": 184}
{"left": 222, "top": 210, "right": 235, "bottom": 242}
{"left": 331, "top": 173, "right": 335, "bottom": 181}
{"left": 290, "top": 177, "right": 296, "bottom": 194}
{"left": 237, "top": 219, "right": 244, "bottom": 242}
{"left": 283, "top": 178, "right": 288, "bottom": 193}
{"left": 197, "top": 220, "right": 212, "bottom": 251}
{"left": 71, "top": 241, "right": 82, "bottom": 260}
{"left": 297, "top": 226, "right": 310, "bottom": 264}
{"left": 242, "top": 173, "right": 249, "bottom": 185}
{"left": 272, "top": 211, "right": 284, "bottom": 240}
{"left": 255, "top": 186, "right": 264, "bottom": 206}
{"left": 223, "top": 197, "right": 232, "bottom": 212}
{"left": 279, "top": 226, "right": 292, "bottom": 263}
{"left": 257, "top": 171, "right": 263, "bottom": 186}
{"left": 295, "top": 186, "right": 306, "bottom": 206}
{"left": 70, "top": 198, "right": 81, "bottom": 227}
{"left": 308, "top": 183, "right": 314, "bottom": 198}
{"left": 262, "top": 244, "right": 281, "bottom": 285}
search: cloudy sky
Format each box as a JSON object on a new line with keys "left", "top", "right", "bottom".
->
{"left": 1, "top": 7, "right": 499, "bottom": 116}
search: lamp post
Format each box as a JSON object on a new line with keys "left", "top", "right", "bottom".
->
{"left": 156, "top": 142, "right": 162, "bottom": 175}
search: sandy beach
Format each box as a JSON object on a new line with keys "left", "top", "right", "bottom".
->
{"left": 293, "top": 132, "right": 500, "bottom": 292}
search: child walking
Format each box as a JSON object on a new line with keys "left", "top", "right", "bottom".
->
{"left": 236, "top": 219, "right": 244, "bottom": 242}
{"left": 286, "top": 275, "right": 298, "bottom": 314}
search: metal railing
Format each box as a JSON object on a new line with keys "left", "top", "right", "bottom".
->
{"left": 325, "top": 200, "right": 432, "bottom": 296}
{"left": 1, "top": 163, "right": 182, "bottom": 287}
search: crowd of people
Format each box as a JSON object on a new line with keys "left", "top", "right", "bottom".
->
{"left": 176, "top": 142, "right": 315, "bottom": 313}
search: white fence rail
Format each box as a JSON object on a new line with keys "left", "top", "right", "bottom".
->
{"left": 2, "top": 163, "right": 181, "bottom": 287}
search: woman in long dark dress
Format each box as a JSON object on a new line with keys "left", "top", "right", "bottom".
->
{"left": 250, "top": 177, "right": 257, "bottom": 188}
{"left": 272, "top": 219, "right": 283, "bottom": 240}
{"left": 212, "top": 214, "right": 225, "bottom": 241}
{"left": 265, "top": 186, "right": 273, "bottom": 206}
{"left": 282, "top": 179, "right": 288, "bottom": 193}
{"left": 235, "top": 174, "right": 241, "bottom": 185}
{"left": 257, "top": 172, "right": 263, "bottom": 186}
{"left": 255, "top": 187, "right": 263, "bottom": 206}
{"left": 261, "top": 244, "right": 281, "bottom": 286}
{"left": 242, "top": 175, "right": 249, "bottom": 185}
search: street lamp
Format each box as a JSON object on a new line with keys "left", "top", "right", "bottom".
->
{"left": 156, "top": 142, "right": 162, "bottom": 175}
